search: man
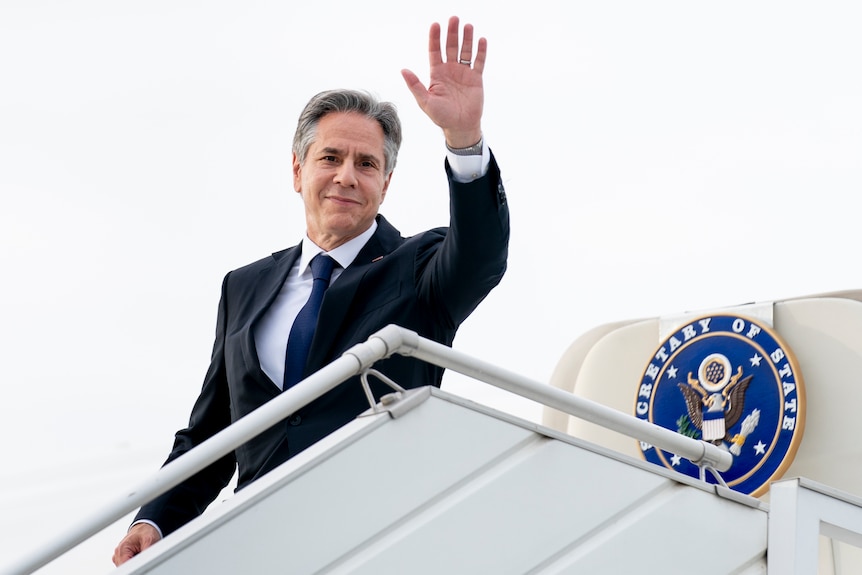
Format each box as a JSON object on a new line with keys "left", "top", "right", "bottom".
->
{"left": 113, "top": 15, "right": 508, "bottom": 566}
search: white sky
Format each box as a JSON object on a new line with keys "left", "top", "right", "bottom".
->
{"left": 1, "top": 1, "right": 860, "bottom": 573}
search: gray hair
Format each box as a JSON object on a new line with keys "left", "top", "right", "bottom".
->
{"left": 292, "top": 89, "right": 402, "bottom": 176}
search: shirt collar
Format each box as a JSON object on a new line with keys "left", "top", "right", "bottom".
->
{"left": 298, "top": 219, "right": 378, "bottom": 276}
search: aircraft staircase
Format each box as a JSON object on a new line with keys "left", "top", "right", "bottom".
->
{"left": 4, "top": 290, "right": 862, "bottom": 574}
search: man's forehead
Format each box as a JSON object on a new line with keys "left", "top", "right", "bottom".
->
{"left": 317, "top": 111, "right": 382, "bottom": 134}
{"left": 312, "top": 113, "right": 385, "bottom": 158}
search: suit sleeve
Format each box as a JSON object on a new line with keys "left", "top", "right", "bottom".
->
{"left": 133, "top": 273, "right": 237, "bottom": 537}
{"left": 419, "top": 151, "right": 509, "bottom": 328}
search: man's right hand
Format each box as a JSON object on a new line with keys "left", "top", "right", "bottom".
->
{"left": 112, "top": 522, "right": 161, "bottom": 566}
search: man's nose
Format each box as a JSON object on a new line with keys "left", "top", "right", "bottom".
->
{"left": 334, "top": 162, "right": 357, "bottom": 187}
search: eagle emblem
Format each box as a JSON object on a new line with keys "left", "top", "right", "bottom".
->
{"left": 677, "top": 353, "right": 757, "bottom": 453}
{"left": 634, "top": 313, "right": 805, "bottom": 496}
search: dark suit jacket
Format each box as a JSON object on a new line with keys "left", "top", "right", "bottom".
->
{"left": 136, "top": 156, "right": 509, "bottom": 536}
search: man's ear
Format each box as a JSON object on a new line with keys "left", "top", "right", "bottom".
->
{"left": 292, "top": 152, "right": 302, "bottom": 193}
{"left": 380, "top": 171, "right": 393, "bottom": 202}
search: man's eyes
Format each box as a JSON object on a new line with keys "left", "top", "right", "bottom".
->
{"left": 319, "top": 156, "right": 377, "bottom": 170}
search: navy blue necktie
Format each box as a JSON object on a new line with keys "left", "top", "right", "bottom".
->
{"left": 283, "top": 254, "right": 335, "bottom": 390}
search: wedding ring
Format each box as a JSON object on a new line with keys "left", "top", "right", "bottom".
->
{"left": 458, "top": 58, "right": 471, "bottom": 65}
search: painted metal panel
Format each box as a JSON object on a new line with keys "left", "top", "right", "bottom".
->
{"left": 118, "top": 392, "right": 769, "bottom": 575}
{"left": 543, "top": 483, "right": 767, "bottom": 574}
{"left": 330, "top": 438, "right": 671, "bottom": 574}
{"left": 122, "top": 395, "right": 537, "bottom": 574}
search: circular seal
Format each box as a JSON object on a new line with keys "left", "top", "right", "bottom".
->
{"left": 634, "top": 313, "right": 805, "bottom": 497}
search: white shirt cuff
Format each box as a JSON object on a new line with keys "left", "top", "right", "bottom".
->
{"left": 446, "top": 141, "right": 491, "bottom": 183}
{"left": 130, "top": 519, "right": 164, "bottom": 539}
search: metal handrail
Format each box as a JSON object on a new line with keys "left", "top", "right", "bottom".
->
{"left": 1, "top": 324, "right": 732, "bottom": 575}
{"left": 398, "top": 326, "right": 732, "bottom": 473}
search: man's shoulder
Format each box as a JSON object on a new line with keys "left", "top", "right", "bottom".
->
{"left": 372, "top": 218, "right": 448, "bottom": 259}
{"left": 224, "top": 247, "right": 296, "bottom": 282}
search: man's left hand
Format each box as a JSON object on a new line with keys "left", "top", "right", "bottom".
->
{"left": 401, "top": 16, "right": 486, "bottom": 149}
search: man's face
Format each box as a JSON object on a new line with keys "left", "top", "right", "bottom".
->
{"left": 294, "top": 111, "right": 392, "bottom": 251}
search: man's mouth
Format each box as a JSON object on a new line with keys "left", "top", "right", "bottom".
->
{"left": 326, "top": 195, "right": 360, "bottom": 206}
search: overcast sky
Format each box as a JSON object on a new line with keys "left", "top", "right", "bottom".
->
{"left": 1, "top": 1, "right": 860, "bottom": 572}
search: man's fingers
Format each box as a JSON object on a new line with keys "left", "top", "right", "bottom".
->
{"left": 444, "top": 16, "right": 460, "bottom": 64}
{"left": 427, "top": 22, "right": 442, "bottom": 66}
{"left": 459, "top": 23, "right": 474, "bottom": 64}
{"left": 472, "top": 37, "right": 488, "bottom": 74}
{"left": 400, "top": 69, "right": 428, "bottom": 108}
{"left": 112, "top": 541, "right": 138, "bottom": 566}
{"left": 111, "top": 523, "right": 161, "bottom": 566}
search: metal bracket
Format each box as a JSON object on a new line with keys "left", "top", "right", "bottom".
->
{"left": 380, "top": 386, "right": 433, "bottom": 419}
{"left": 359, "top": 368, "right": 408, "bottom": 413}
{"left": 699, "top": 465, "right": 729, "bottom": 488}
{"left": 358, "top": 368, "right": 431, "bottom": 418}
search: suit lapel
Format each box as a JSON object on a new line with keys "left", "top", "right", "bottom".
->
{"left": 240, "top": 244, "right": 301, "bottom": 387}
{"left": 253, "top": 245, "right": 301, "bottom": 319}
